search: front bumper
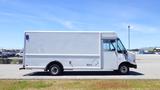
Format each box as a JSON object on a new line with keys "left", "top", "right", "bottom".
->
{"left": 129, "top": 63, "right": 137, "bottom": 69}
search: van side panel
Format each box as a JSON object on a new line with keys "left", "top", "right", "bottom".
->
{"left": 25, "top": 55, "right": 100, "bottom": 69}
{"left": 24, "top": 32, "right": 101, "bottom": 69}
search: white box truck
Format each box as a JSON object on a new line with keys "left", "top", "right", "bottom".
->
{"left": 21, "top": 31, "right": 137, "bottom": 75}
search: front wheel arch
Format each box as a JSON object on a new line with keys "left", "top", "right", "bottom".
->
{"left": 118, "top": 62, "right": 130, "bottom": 75}
{"left": 118, "top": 62, "right": 130, "bottom": 68}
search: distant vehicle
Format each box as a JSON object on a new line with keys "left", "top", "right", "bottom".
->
{"left": 153, "top": 48, "right": 160, "bottom": 55}
{"left": 21, "top": 31, "right": 137, "bottom": 75}
{"left": 0, "top": 51, "right": 16, "bottom": 58}
{"left": 139, "top": 49, "right": 155, "bottom": 54}
{"left": 0, "top": 52, "right": 2, "bottom": 57}
{"left": 0, "top": 51, "right": 9, "bottom": 58}
{"left": 16, "top": 51, "right": 23, "bottom": 57}
{"left": 8, "top": 51, "right": 16, "bottom": 57}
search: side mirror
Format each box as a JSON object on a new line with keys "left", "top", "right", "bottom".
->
{"left": 124, "top": 50, "right": 128, "bottom": 54}
{"left": 118, "top": 50, "right": 127, "bottom": 54}
{"left": 117, "top": 50, "right": 122, "bottom": 53}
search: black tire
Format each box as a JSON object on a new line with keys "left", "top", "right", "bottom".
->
{"left": 118, "top": 64, "right": 129, "bottom": 75}
{"left": 49, "top": 64, "right": 63, "bottom": 76}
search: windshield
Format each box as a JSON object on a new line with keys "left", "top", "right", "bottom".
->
{"left": 117, "top": 38, "right": 127, "bottom": 53}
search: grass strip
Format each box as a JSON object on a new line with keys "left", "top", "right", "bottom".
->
{"left": 0, "top": 80, "right": 160, "bottom": 90}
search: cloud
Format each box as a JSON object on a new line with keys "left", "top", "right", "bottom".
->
{"left": 131, "top": 24, "right": 158, "bottom": 33}
{"left": 0, "top": 10, "right": 76, "bottom": 30}
{"left": 0, "top": 0, "right": 9, "bottom": 3}
{"left": 0, "top": 12, "right": 14, "bottom": 16}
{"left": 61, "top": 21, "right": 74, "bottom": 29}
{"left": 45, "top": 16, "right": 75, "bottom": 29}
{"left": 120, "top": 23, "right": 158, "bottom": 33}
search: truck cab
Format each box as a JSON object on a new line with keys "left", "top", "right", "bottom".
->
{"left": 102, "top": 38, "right": 136, "bottom": 74}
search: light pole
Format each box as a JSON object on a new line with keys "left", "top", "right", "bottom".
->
{"left": 128, "top": 25, "right": 130, "bottom": 50}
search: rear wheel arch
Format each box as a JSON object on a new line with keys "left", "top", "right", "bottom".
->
{"left": 45, "top": 61, "right": 64, "bottom": 72}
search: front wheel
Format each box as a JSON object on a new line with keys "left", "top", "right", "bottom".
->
{"left": 49, "top": 64, "right": 63, "bottom": 76}
{"left": 118, "top": 64, "right": 129, "bottom": 75}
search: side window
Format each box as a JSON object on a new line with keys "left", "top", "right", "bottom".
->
{"left": 103, "top": 40, "right": 116, "bottom": 51}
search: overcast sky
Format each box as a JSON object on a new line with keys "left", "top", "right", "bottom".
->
{"left": 0, "top": 0, "right": 160, "bottom": 49}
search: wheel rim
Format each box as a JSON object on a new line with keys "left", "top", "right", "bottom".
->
{"left": 51, "top": 66, "right": 59, "bottom": 75}
{"left": 120, "top": 66, "right": 128, "bottom": 74}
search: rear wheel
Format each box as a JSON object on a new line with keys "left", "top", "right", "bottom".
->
{"left": 118, "top": 64, "right": 129, "bottom": 75}
{"left": 49, "top": 64, "right": 63, "bottom": 76}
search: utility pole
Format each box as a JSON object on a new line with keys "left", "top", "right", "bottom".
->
{"left": 128, "top": 25, "right": 130, "bottom": 50}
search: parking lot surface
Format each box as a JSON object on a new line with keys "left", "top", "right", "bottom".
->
{"left": 0, "top": 54, "right": 160, "bottom": 79}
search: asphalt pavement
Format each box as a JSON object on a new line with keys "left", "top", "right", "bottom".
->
{"left": 0, "top": 54, "right": 160, "bottom": 79}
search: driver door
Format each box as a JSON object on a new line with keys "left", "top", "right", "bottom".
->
{"left": 102, "top": 39, "right": 118, "bottom": 70}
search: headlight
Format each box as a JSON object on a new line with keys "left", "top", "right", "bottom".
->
{"left": 127, "top": 51, "right": 136, "bottom": 62}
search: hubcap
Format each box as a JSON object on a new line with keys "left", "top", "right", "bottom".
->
{"left": 120, "top": 66, "right": 128, "bottom": 73}
{"left": 51, "top": 66, "right": 58, "bottom": 75}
